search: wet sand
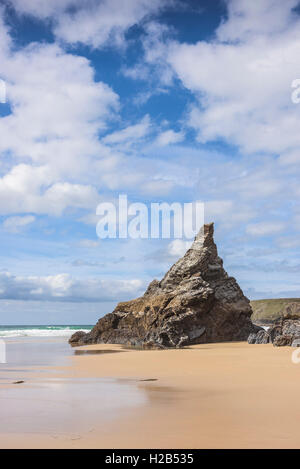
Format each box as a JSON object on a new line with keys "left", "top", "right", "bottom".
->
{"left": 1, "top": 341, "right": 300, "bottom": 448}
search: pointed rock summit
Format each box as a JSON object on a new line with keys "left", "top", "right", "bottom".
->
{"left": 70, "top": 223, "right": 259, "bottom": 348}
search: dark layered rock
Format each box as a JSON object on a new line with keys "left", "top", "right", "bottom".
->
{"left": 248, "top": 315, "right": 300, "bottom": 347}
{"left": 70, "top": 223, "right": 260, "bottom": 348}
{"left": 248, "top": 329, "right": 270, "bottom": 344}
{"left": 273, "top": 335, "right": 293, "bottom": 347}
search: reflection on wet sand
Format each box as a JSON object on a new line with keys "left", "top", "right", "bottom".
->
{"left": 74, "top": 349, "right": 124, "bottom": 356}
{"left": 0, "top": 377, "right": 146, "bottom": 436}
{"left": 2, "top": 341, "right": 300, "bottom": 448}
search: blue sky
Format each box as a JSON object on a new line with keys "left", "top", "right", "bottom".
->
{"left": 0, "top": 0, "right": 300, "bottom": 325}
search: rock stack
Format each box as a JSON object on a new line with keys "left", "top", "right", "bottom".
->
{"left": 70, "top": 223, "right": 260, "bottom": 348}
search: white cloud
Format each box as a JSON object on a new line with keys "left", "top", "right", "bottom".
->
{"left": 8, "top": 0, "right": 78, "bottom": 19}
{"left": 0, "top": 271, "right": 144, "bottom": 302}
{"left": 55, "top": 0, "right": 166, "bottom": 48}
{"left": 0, "top": 37, "right": 119, "bottom": 215}
{"left": 43, "top": 182, "right": 99, "bottom": 216}
{"left": 161, "top": 0, "right": 300, "bottom": 155}
{"left": 10, "top": 0, "right": 171, "bottom": 49}
{"left": 0, "top": 164, "right": 100, "bottom": 215}
{"left": 3, "top": 215, "right": 35, "bottom": 233}
{"left": 0, "top": 9, "right": 194, "bottom": 218}
{"left": 123, "top": 21, "right": 174, "bottom": 85}
{"left": 1, "top": 42, "right": 119, "bottom": 163}
{"left": 155, "top": 129, "right": 185, "bottom": 146}
{"left": 167, "top": 239, "right": 192, "bottom": 257}
{"left": 113, "top": 0, "right": 300, "bottom": 157}
{"left": 132, "top": 87, "right": 169, "bottom": 106}
{"left": 115, "top": 0, "right": 300, "bottom": 232}
{"left": 102, "top": 115, "right": 151, "bottom": 145}
{"left": 217, "top": 0, "right": 298, "bottom": 41}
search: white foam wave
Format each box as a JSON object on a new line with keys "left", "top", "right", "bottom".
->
{"left": 0, "top": 328, "right": 90, "bottom": 338}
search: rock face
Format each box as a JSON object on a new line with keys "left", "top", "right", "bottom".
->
{"left": 248, "top": 315, "right": 300, "bottom": 346}
{"left": 70, "top": 223, "right": 260, "bottom": 348}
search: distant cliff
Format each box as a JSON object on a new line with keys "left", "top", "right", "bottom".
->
{"left": 70, "top": 223, "right": 260, "bottom": 348}
{"left": 251, "top": 299, "right": 300, "bottom": 324}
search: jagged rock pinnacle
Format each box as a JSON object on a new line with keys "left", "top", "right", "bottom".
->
{"left": 70, "top": 223, "right": 260, "bottom": 348}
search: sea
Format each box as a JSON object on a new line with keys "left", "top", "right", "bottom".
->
{"left": 0, "top": 325, "right": 93, "bottom": 368}
{"left": 0, "top": 325, "right": 92, "bottom": 338}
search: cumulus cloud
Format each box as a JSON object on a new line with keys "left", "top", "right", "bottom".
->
{"left": 167, "top": 0, "right": 300, "bottom": 155}
{"left": 0, "top": 271, "right": 144, "bottom": 302}
{"left": 9, "top": 0, "right": 171, "bottom": 49}
{"left": 0, "top": 16, "right": 185, "bottom": 216}
{"left": 217, "top": 0, "right": 298, "bottom": 41}
{"left": 1, "top": 43, "right": 118, "bottom": 159}
{"left": 0, "top": 35, "right": 119, "bottom": 215}
{"left": 0, "top": 165, "right": 100, "bottom": 215}
{"left": 56, "top": 0, "right": 171, "bottom": 48}
{"left": 127, "top": 1, "right": 300, "bottom": 157}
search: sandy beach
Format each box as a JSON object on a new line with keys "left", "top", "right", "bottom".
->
{"left": 1, "top": 340, "right": 300, "bottom": 449}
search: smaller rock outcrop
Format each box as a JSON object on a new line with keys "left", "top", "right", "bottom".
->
{"left": 249, "top": 315, "right": 300, "bottom": 347}
{"left": 69, "top": 331, "right": 87, "bottom": 345}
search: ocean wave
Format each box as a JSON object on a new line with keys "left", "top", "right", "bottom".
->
{"left": 0, "top": 327, "right": 91, "bottom": 338}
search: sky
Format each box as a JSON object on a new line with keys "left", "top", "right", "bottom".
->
{"left": 0, "top": 0, "right": 300, "bottom": 325}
